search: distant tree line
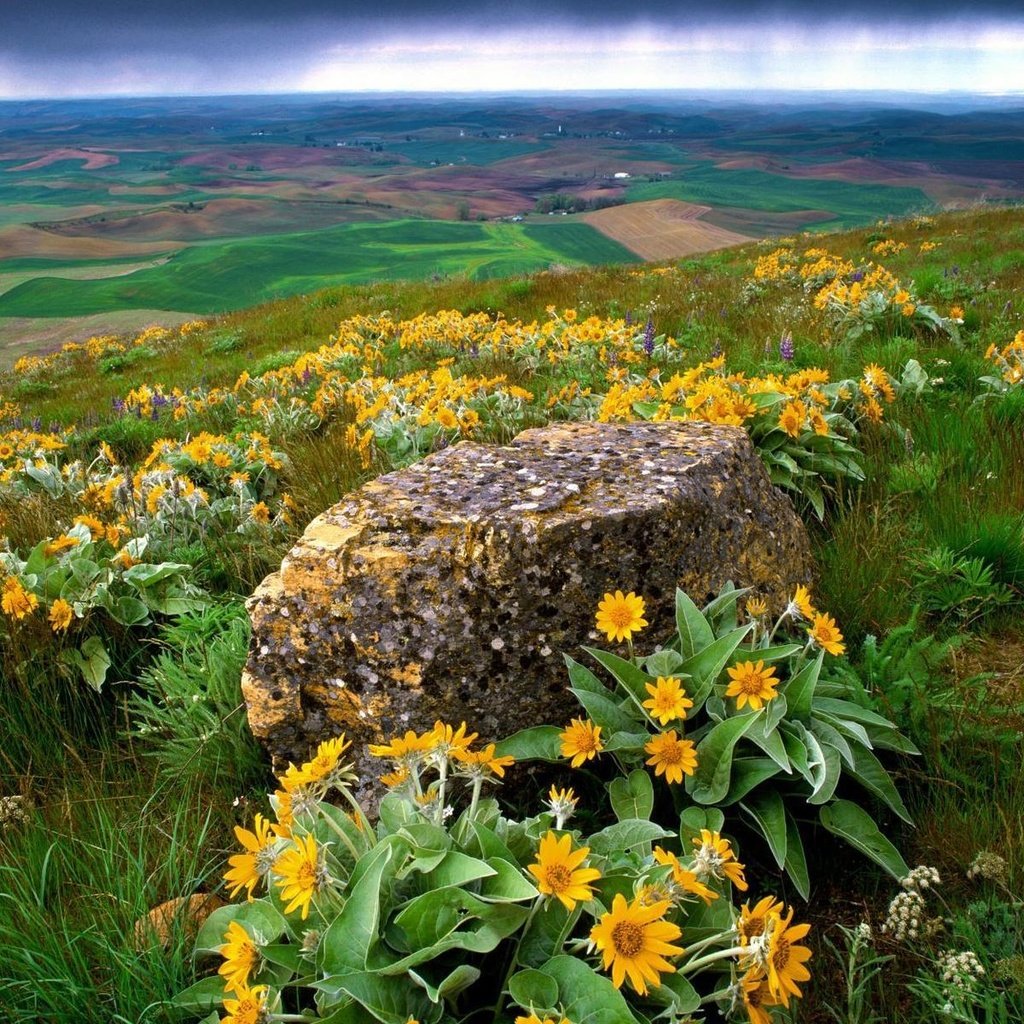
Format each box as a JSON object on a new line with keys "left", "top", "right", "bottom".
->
{"left": 534, "top": 193, "right": 625, "bottom": 214}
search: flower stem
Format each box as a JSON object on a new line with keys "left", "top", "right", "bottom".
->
{"left": 679, "top": 945, "right": 748, "bottom": 975}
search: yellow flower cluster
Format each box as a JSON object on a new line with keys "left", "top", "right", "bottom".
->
{"left": 871, "top": 239, "right": 907, "bottom": 257}
{"left": 812, "top": 263, "right": 903, "bottom": 314}
{"left": 984, "top": 330, "right": 1024, "bottom": 385}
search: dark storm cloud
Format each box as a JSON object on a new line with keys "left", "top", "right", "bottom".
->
{"left": 5, "top": 0, "right": 1021, "bottom": 52}
{"left": 3, "top": 0, "right": 1021, "bottom": 96}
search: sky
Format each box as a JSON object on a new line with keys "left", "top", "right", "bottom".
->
{"left": 2, "top": 1, "right": 1023, "bottom": 99}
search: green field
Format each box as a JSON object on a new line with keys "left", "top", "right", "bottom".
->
{"left": 0, "top": 219, "right": 639, "bottom": 317}
{"left": 628, "top": 163, "right": 932, "bottom": 230}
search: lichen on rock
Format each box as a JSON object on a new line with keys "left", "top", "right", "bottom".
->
{"left": 242, "top": 420, "right": 813, "bottom": 799}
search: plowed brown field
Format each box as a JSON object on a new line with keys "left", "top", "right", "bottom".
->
{"left": 583, "top": 199, "right": 753, "bottom": 260}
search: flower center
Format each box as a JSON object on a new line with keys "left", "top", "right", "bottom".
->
{"left": 544, "top": 865, "right": 572, "bottom": 892}
{"left": 659, "top": 742, "right": 683, "bottom": 765}
{"left": 739, "top": 672, "right": 765, "bottom": 695}
{"left": 609, "top": 605, "right": 634, "bottom": 629}
{"left": 297, "top": 860, "right": 317, "bottom": 888}
{"left": 743, "top": 916, "right": 766, "bottom": 939}
{"left": 773, "top": 937, "right": 792, "bottom": 971}
{"left": 576, "top": 732, "right": 597, "bottom": 753}
{"left": 611, "top": 921, "right": 645, "bottom": 958}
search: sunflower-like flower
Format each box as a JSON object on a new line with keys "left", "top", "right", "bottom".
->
{"left": 296, "top": 735, "right": 352, "bottom": 786}
{"left": 218, "top": 920, "right": 261, "bottom": 995}
{"left": 808, "top": 612, "right": 845, "bottom": 656}
{"left": 368, "top": 728, "right": 438, "bottom": 768}
{"left": 221, "top": 982, "right": 270, "bottom": 1024}
{"left": 274, "top": 833, "right": 328, "bottom": 920}
{"left": 724, "top": 660, "right": 779, "bottom": 711}
{"left": 527, "top": 830, "right": 601, "bottom": 910}
{"left": 515, "top": 1015, "right": 572, "bottom": 1024}
{"left": 559, "top": 719, "right": 603, "bottom": 768}
{"left": 740, "top": 970, "right": 780, "bottom": 1024}
{"left": 652, "top": 846, "right": 718, "bottom": 905}
{"left": 778, "top": 400, "right": 807, "bottom": 438}
{"left": 787, "top": 584, "right": 815, "bottom": 621}
{"left": 224, "top": 814, "right": 282, "bottom": 901}
{"left": 48, "top": 598, "right": 74, "bottom": 632}
{"left": 745, "top": 597, "right": 768, "bottom": 619}
{"left": 451, "top": 742, "right": 515, "bottom": 779}
{"left": 595, "top": 590, "right": 648, "bottom": 643}
{"left": 738, "top": 895, "right": 785, "bottom": 946}
{"left": 546, "top": 785, "right": 578, "bottom": 829}
{"left": 691, "top": 829, "right": 748, "bottom": 891}
{"left": 1, "top": 577, "right": 38, "bottom": 620}
{"left": 644, "top": 731, "right": 698, "bottom": 784}
{"left": 764, "top": 906, "right": 813, "bottom": 1007}
{"left": 590, "top": 893, "right": 684, "bottom": 994}
{"left": 430, "top": 720, "right": 478, "bottom": 762}
{"left": 642, "top": 676, "right": 694, "bottom": 725}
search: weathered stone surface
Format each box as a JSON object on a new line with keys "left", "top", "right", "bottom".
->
{"left": 243, "top": 421, "right": 813, "bottom": 794}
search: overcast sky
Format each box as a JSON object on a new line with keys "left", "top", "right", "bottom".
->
{"left": 2, "top": 1, "right": 1023, "bottom": 98}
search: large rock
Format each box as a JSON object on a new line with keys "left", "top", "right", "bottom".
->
{"left": 242, "top": 421, "right": 813, "bottom": 792}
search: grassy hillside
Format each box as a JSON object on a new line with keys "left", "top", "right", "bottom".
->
{"left": 0, "top": 219, "right": 639, "bottom": 318}
{"left": 1, "top": 205, "right": 1023, "bottom": 1024}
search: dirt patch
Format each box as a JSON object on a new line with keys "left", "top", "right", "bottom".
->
{"left": 0, "top": 224, "right": 182, "bottom": 262}
{"left": 7, "top": 148, "right": 118, "bottom": 172}
{"left": 583, "top": 199, "right": 752, "bottom": 260}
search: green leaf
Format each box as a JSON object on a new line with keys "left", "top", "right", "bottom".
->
{"left": 516, "top": 898, "right": 581, "bottom": 968}
{"left": 681, "top": 624, "right": 754, "bottom": 709}
{"left": 478, "top": 858, "right": 538, "bottom": 903}
{"left": 783, "top": 807, "right": 811, "bottom": 901}
{"left": 765, "top": 693, "right": 788, "bottom": 733}
{"left": 721, "top": 757, "right": 783, "bottom": 806}
{"left": 807, "top": 743, "right": 842, "bottom": 805}
{"left": 321, "top": 836, "right": 403, "bottom": 974}
{"left": 587, "top": 818, "right": 673, "bottom": 856}
{"left": 171, "top": 975, "right": 226, "bottom": 1013}
{"left": 195, "top": 900, "right": 289, "bottom": 953}
{"left": 679, "top": 807, "right": 725, "bottom": 846}
{"left": 108, "top": 594, "right": 151, "bottom": 626}
{"left": 377, "top": 792, "right": 417, "bottom": 834}
{"left": 819, "top": 800, "right": 910, "bottom": 880}
{"left": 315, "top": 971, "right": 433, "bottom": 1023}
{"left": 745, "top": 714, "right": 791, "bottom": 772}
{"left": 409, "top": 964, "right": 480, "bottom": 1004}
{"left": 537, "top": 955, "right": 645, "bottom": 1023}
{"left": 583, "top": 647, "right": 652, "bottom": 704}
{"left": 644, "top": 649, "right": 685, "bottom": 677}
{"left": 66, "top": 635, "right": 111, "bottom": 692}
{"left": 495, "top": 726, "right": 563, "bottom": 762}
{"left": 675, "top": 588, "right": 714, "bottom": 660}
{"left": 814, "top": 697, "right": 900, "bottom": 731}
{"left": 123, "top": 561, "right": 192, "bottom": 587}
{"left": 609, "top": 770, "right": 654, "bottom": 822}
{"left": 570, "top": 686, "right": 641, "bottom": 735}
{"left": 809, "top": 718, "right": 856, "bottom": 769}
{"left": 753, "top": 643, "right": 803, "bottom": 663}
{"left": 783, "top": 649, "right": 823, "bottom": 720}
{"left": 740, "top": 790, "right": 787, "bottom": 868}
{"left": 848, "top": 746, "right": 913, "bottom": 823}
{"left": 564, "top": 655, "right": 612, "bottom": 696}
{"left": 686, "top": 711, "right": 759, "bottom": 804}
{"left": 509, "top": 968, "right": 559, "bottom": 1014}
{"left": 702, "top": 583, "right": 748, "bottom": 631}
{"left": 422, "top": 851, "right": 496, "bottom": 889}
{"left": 651, "top": 971, "right": 701, "bottom": 1014}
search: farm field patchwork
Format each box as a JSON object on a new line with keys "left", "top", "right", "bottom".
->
{"left": 1, "top": 93, "right": 1022, "bottom": 352}
{"left": 0, "top": 218, "right": 640, "bottom": 318}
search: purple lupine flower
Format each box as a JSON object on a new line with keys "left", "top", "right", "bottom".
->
{"left": 643, "top": 317, "right": 656, "bottom": 356}
{"left": 301, "top": 368, "right": 313, "bottom": 385}
{"left": 48, "top": 420, "right": 60, "bottom": 434}
{"left": 624, "top": 309, "right": 633, "bottom": 327}
{"left": 31, "top": 417, "right": 42, "bottom": 431}
{"left": 780, "top": 332, "right": 795, "bottom": 361}
{"left": 152, "top": 392, "right": 168, "bottom": 408}
{"left": 710, "top": 340, "right": 723, "bottom": 359}
{"left": 112, "top": 397, "right": 125, "bottom": 414}
{"left": 850, "top": 270, "right": 864, "bottom": 283}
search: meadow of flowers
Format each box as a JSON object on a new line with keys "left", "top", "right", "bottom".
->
{"left": 1, "top": 205, "right": 1023, "bottom": 1024}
